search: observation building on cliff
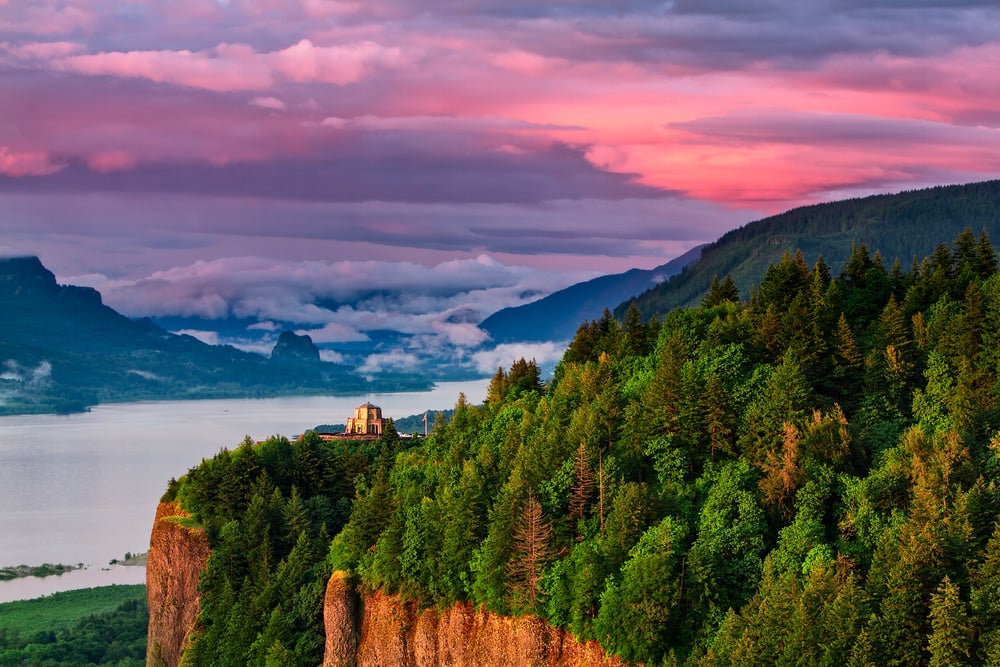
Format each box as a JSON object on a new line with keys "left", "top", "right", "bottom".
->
{"left": 345, "top": 402, "right": 384, "bottom": 436}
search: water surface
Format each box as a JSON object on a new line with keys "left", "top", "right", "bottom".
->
{"left": 0, "top": 380, "right": 487, "bottom": 602}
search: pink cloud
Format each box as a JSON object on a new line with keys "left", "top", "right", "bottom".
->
{"left": 273, "top": 39, "right": 404, "bottom": 85}
{"left": 48, "top": 39, "right": 405, "bottom": 92}
{"left": 3, "top": 40, "right": 85, "bottom": 59}
{"left": 86, "top": 149, "right": 137, "bottom": 173}
{"left": 250, "top": 96, "right": 287, "bottom": 110}
{"left": 490, "top": 50, "right": 566, "bottom": 76}
{"left": 1, "top": 0, "right": 999, "bottom": 219}
{"left": 298, "top": 0, "right": 362, "bottom": 19}
{"left": 0, "top": 4, "right": 95, "bottom": 36}
{"left": 56, "top": 44, "right": 272, "bottom": 92}
{"left": 0, "top": 147, "right": 65, "bottom": 176}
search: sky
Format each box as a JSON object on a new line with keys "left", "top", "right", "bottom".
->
{"left": 3, "top": 0, "right": 1000, "bottom": 372}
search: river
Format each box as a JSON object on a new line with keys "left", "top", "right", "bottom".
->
{"left": 0, "top": 379, "right": 488, "bottom": 603}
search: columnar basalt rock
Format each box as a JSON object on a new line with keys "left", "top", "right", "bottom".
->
{"left": 323, "top": 572, "right": 628, "bottom": 667}
{"left": 145, "top": 502, "right": 211, "bottom": 667}
{"left": 324, "top": 571, "right": 361, "bottom": 667}
{"left": 146, "top": 517, "right": 627, "bottom": 667}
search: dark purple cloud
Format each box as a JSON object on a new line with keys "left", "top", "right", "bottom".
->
{"left": 2, "top": 0, "right": 1000, "bottom": 375}
{"left": 0, "top": 141, "right": 664, "bottom": 204}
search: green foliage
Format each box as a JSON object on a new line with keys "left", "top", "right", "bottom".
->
{"left": 622, "top": 180, "right": 1000, "bottom": 319}
{"left": 181, "top": 227, "right": 1000, "bottom": 666}
{"left": 171, "top": 431, "right": 377, "bottom": 666}
{"left": 0, "top": 586, "right": 147, "bottom": 666}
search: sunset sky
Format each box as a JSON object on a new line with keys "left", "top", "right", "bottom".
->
{"left": 3, "top": 0, "right": 1000, "bottom": 368}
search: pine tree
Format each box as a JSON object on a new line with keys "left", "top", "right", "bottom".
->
{"left": 622, "top": 300, "right": 648, "bottom": 357}
{"left": 704, "top": 372, "right": 735, "bottom": 461}
{"left": 846, "top": 629, "right": 878, "bottom": 667}
{"left": 834, "top": 313, "right": 863, "bottom": 368}
{"left": 977, "top": 229, "right": 998, "bottom": 276}
{"left": 644, "top": 329, "right": 686, "bottom": 436}
{"left": 843, "top": 242, "right": 874, "bottom": 284}
{"left": 703, "top": 274, "right": 740, "bottom": 308}
{"left": 506, "top": 494, "right": 554, "bottom": 609}
{"left": 568, "top": 443, "right": 595, "bottom": 527}
{"left": 758, "top": 422, "right": 803, "bottom": 518}
{"left": 928, "top": 576, "right": 972, "bottom": 667}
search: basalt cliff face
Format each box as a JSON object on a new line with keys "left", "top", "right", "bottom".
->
{"left": 145, "top": 517, "right": 624, "bottom": 667}
{"left": 145, "top": 502, "right": 211, "bottom": 667}
{"left": 322, "top": 572, "right": 628, "bottom": 667}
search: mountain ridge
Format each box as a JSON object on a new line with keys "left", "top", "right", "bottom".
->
{"left": 479, "top": 244, "right": 705, "bottom": 343}
{"left": 619, "top": 179, "right": 1000, "bottom": 318}
{"left": 0, "top": 256, "right": 430, "bottom": 415}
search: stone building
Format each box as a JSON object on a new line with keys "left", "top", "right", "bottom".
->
{"left": 345, "top": 402, "right": 384, "bottom": 436}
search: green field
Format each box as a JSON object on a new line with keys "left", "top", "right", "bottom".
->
{"left": 0, "top": 585, "right": 144, "bottom": 635}
{"left": 0, "top": 585, "right": 147, "bottom": 666}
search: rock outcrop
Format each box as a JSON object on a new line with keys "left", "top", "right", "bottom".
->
{"left": 145, "top": 524, "right": 624, "bottom": 666}
{"left": 323, "top": 572, "right": 628, "bottom": 667}
{"left": 271, "top": 330, "right": 322, "bottom": 364}
{"left": 146, "top": 502, "right": 211, "bottom": 667}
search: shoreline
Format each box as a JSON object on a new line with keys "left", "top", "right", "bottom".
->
{"left": 0, "top": 563, "right": 84, "bottom": 582}
{"left": 0, "top": 563, "right": 147, "bottom": 604}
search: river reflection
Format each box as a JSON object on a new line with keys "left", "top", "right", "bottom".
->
{"left": 0, "top": 380, "right": 487, "bottom": 602}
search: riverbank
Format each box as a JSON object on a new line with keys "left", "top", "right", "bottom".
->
{"left": 0, "top": 563, "right": 83, "bottom": 582}
{"left": 0, "top": 564, "right": 148, "bottom": 604}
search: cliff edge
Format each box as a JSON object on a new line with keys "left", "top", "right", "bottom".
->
{"left": 323, "top": 571, "right": 628, "bottom": 667}
{"left": 146, "top": 502, "right": 211, "bottom": 667}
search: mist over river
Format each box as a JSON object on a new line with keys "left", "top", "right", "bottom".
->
{"left": 0, "top": 380, "right": 488, "bottom": 602}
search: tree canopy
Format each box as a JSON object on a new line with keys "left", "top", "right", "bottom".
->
{"left": 170, "top": 227, "right": 1000, "bottom": 666}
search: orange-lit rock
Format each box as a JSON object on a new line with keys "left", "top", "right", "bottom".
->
{"left": 145, "top": 502, "right": 210, "bottom": 667}
{"left": 323, "top": 571, "right": 628, "bottom": 667}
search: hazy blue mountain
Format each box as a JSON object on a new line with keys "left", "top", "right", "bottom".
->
{"left": 479, "top": 245, "right": 705, "bottom": 343}
{"left": 0, "top": 257, "right": 430, "bottom": 415}
{"left": 619, "top": 179, "right": 1000, "bottom": 319}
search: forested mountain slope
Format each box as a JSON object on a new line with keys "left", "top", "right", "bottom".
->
{"left": 0, "top": 256, "right": 428, "bottom": 414}
{"left": 621, "top": 179, "right": 1000, "bottom": 319}
{"left": 161, "top": 228, "right": 1000, "bottom": 666}
{"left": 480, "top": 245, "right": 704, "bottom": 344}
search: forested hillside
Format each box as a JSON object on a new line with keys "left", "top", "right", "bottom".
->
{"left": 622, "top": 179, "right": 1000, "bottom": 319}
{"left": 166, "top": 228, "right": 1000, "bottom": 666}
{"left": 0, "top": 256, "right": 430, "bottom": 415}
{"left": 480, "top": 244, "right": 704, "bottom": 344}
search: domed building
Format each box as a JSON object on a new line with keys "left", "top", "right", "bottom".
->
{"left": 345, "top": 402, "right": 384, "bottom": 436}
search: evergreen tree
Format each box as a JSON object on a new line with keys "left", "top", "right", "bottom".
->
{"left": 927, "top": 576, "right": 972, "bottom": 667}
{"left": 703, "top": 274, "right": 740, "bottom": 308}
{"left": 506, "top": 493, "right": 554, "bottom": 610}
{"left": 568, "top": 443, "right": 595, "bottom": 528}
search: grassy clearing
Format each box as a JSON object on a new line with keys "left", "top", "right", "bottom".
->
{"left": 0, "top": 584, "right": 145, "bottom": 635}
{"left": 166, "top": 515, "right": 202, "bottom": 530}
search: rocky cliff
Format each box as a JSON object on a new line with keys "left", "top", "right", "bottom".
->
{"left": 146, "top": 502, "right": 211, "bottom": 667}
{"left": 323, "top": 572, "right": 628, "bottom": 667}
{"left": 271, "top": 330, "right": 322, "bottom": 363}
{"left": 145, "top": 519, "right": 625, "bottom": 666}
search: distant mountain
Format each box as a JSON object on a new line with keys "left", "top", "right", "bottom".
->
{"left": 619, "top": 180, "right": 1000, "bottom": 319}
{"left": 0, "top": 257, "right": 430, "bottom": 415}
{"left": 479, "top": 245, "right": 705, "bottom": 343}
{"left": 271, "top": 330, "right": 321, "bottom": 364}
